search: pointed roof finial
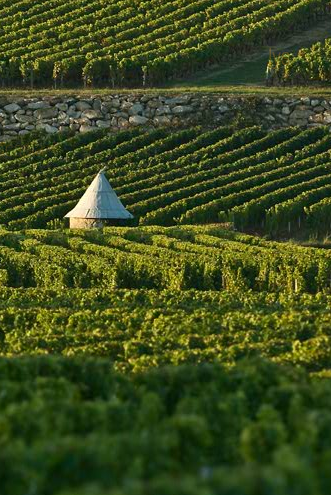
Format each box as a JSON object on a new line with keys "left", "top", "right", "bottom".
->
{"left": 64, "top": 170, "right": 133, "bottom": 220}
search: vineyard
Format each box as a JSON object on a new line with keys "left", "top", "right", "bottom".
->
{"left": 2, "top": 124, "right": 331, "bottom": 236}
{"left": 1, "top": 225, "right": 331, "bottom": 363}
{"left": 2, "top": 0, "right": 331, "bottom": 491}
{"left": 1, "top": 224, "right": 331, "bottom": 291}
{"left": 0, "top": 0, "right": 330, "bottom": 87}
{"left": 3, "top": 356, "right": 331, "bottom": 495}
{"left": 3, "top": 126, "right": 331, "bottom": 492}
{"left": 2, "top": 225, "right": 331, "bottom": 494}
{"left": 267, "top": 37, "right": 331, "bottom": 85}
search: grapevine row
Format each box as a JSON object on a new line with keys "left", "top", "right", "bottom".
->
{"left": 0, "top": 0, "right": 329, "bottom": 87}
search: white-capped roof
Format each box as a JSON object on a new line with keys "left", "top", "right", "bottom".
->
{"left": 65, "top": 170, "right": 133, "bottom": 219}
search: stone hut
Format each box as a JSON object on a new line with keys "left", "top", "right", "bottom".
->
{"left": 65, "top": 169, "right": 133, "bottom": 228}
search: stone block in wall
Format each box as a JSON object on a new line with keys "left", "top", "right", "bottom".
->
{"left": 218, "top": 104, "right": 230, "bottom": 113}
{"left": 34, "top": 107, "right": 58, "bottom": 119}
{"left": 110, "top": 98, "right": 121, "bottom": 108}
{"left": 118, "top": 117, "right": 129, "bottom": 128}
{"left": 4, "top": 103, "right": 21, "bottom": 113}
{"left": 164, "top": 96, "right": 191, "bottom": 105}
{"left": 285, "top": 98, "right": 300, "bottom": 106}
{"left": 289, "top": 106, "right": 314, "bottom": 120}
{"left": 300, "top": 97, "right": 310, "bottom": 105}
{"left": 74, "top": 118, "right": 91, "bottom": 127}
{"left": 147, "top": 99, "right": 162, "bottom": 109}
{"left": 281, "top": 105, "right": 291, "bottom": 115}
{"left": 27, "top": 101, "right": 49, "bottom": 110}
{"left": 172, "top": 105, "right": 194, "bottom": 114}
{"left": 4, "top": 123, "right": 21, "bottom": 130}
{"left": 15, "top": 114, "right": 35, "bottom": 123}
{"left": 121, "top": 101, "right": 133, "bottom": 110}
{"left": 309, "top": 113, "right": 324, "bottom": 124}
{"left": 93, "top": 99, "right": 102, "bottom": 110}
{"left": 55, "top": 103, "right": 69, "bottom": 111}
{"left": 96, "top": 120, "right": 111, "bottom": 128}
{"left": 155, "top": 105, "right": 171, "bottom": 116}
{"left": 58, "top": 112, "right": 70, "bottom": 125}
{"left": 110, "top": 117, "right": 118, "bottom": 127}
{"left": 128, "top": 103, "right": 144, "bottom": 116}
{"left": 67, "top": 110, "right": 82, "bottom": 119}
{"left": 76, "top": 101, "right": 92, "bottom": 111}
{"left": 39, "top": 124, "right": 58, "bottom": 134}
{"left": 143, "top": 108, "right": 155, "bottom": 118}
{"left": 113, "top": 111, "right": 128, "bottom": 118}
{"left": 129, "top": 115, "right": 149, "bottom": 126}
{"left": 154, "top": 116, "right": 172, "bottom": 125}
{"left": 82, "top": 109, "right": 103, "bottom": 120}
{"left": 70, "top": 123, "right": 80, "bottom": 131}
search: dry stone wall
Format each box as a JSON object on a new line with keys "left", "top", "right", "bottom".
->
{"left": 1, "top": 93, "right": 331, "bottom": 141}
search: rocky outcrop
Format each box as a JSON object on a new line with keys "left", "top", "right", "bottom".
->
{"left": 0, "top": 93, "right": 331, "bottom": 142}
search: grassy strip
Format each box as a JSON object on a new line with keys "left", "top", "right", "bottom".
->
{"left": 0, "top": 85, "right": 331, "bottom": 98}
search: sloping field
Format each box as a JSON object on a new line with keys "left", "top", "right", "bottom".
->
{"left": 175, "top": 16, "right": 331, "bottom": 87}
{"left": 1, "top": 282, "right": 330, "bottom": 369}
{"left": 1, "top": 125, "right": 331, "bottom": 235}
{"left": 268, "top": 37, "right": 331, "bottom": 86}
{"left": 0, "top": 0, "right": 329, "bottom": 87}
{"left": 0, "top": 225, "right": 330, "bottom": 292}
{"left": 1, "top": 224, "right": 331, "bottom": 369}
{"left": 2, "top": 226, "right": 331, "bottom": 494}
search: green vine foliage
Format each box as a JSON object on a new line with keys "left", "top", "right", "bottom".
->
{"left": 0, "top": 227, "right": 331, "bottom": 493}
{"left": 0, "top": 0, "right": 329, "bottom": 87}
{"left": 267, "top": 38, "right": 331, "bottom": 86}
{"left": 2, "top": 125, "right": 331, "bottom": 236}
{"left": 1, "top": 357, "right": 331, "bottom": 495}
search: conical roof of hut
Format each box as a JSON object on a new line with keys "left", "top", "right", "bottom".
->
{"left": 65, "top": 170, "right": 133, "bottom": 219}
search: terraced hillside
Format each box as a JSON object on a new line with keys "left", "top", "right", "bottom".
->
{"left": 267, "top": 37, "right": 331, "bottom": 86}
{"left": 0, "top": 0, "right": 329, "bottom": 87}
{"left": 2, "top": 125, "right": 331, "bottom": 236}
